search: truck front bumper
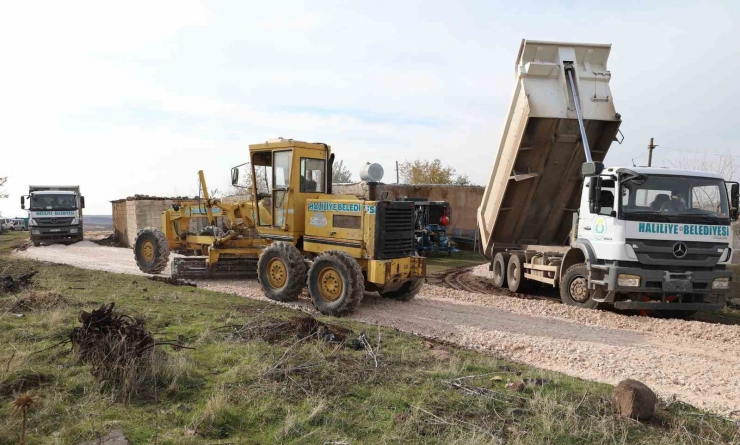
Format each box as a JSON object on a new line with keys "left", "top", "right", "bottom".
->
{"left": 30, "top": 225, "right": 83, "bottom": 242}
{"left": 599, "top": 264, "right": 730, "bottom": 311}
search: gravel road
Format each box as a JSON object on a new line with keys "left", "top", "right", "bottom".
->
{"left": 15, "top": 243, "right": 740, "bottom": 416}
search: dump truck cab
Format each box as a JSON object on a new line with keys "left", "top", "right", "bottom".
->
{"left": 571, "top": 166, "right": 736, "bottom": 311}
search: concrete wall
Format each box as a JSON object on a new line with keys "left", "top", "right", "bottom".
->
{"left": 332, "top": 182, "right": 484, "bottom": 237}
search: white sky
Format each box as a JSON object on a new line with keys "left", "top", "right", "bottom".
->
{"left": 1, "top": 0, "right": 739, "bottom": 216}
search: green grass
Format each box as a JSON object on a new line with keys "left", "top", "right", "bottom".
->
{"left": 425, "top": 250, "right": 487, "bottom": 274}
{"left": 1, "top": 248, "right": 739, "bottom": 443}
{"left": 0, "top": 230, "right": 29, "bottom": 254}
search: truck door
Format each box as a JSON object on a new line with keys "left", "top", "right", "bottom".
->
{"left": 271, "top": 150, "right": 293, "bottom": 229}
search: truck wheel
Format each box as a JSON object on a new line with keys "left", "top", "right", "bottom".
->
{"left": 307, "top": 250, "right": 364, "bottom": 316}
{"left": 492, "top": 252, "right": 510, "bottom": 288}
{"left": 560, "top": 263, "right": 598, "bottom": 309}
{"left": 507, "top": 253, "right": 532, "bottom": 293}
{"left": 33, "top": 241, "right": 41, "bottom": 247}
{"left": 379, "top": 279, "right": 424, "bottom": 301}
{"left": 257, "top": 242, "right": 307, "bottom": 302}
{"left": 134, "top": 228, "right": 170, "bottom": 274}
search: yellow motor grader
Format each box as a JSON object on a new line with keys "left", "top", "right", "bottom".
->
{"left": 133, "top": 138, "right": 426, "bottom": 315}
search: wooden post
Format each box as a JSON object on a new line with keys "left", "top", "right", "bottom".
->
{"left": 647, "top": 138, "right": 656, "bottom": 167}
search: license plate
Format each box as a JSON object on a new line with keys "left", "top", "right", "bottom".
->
{"left": 49, "top": 228, "right": 62, "bottom": 232}
{"left": 662, "top": 280, "right": 692, "bottom": 293}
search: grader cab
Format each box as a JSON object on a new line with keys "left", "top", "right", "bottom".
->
{"left": 133, "top": 138, "right": 426, "bottom": 315}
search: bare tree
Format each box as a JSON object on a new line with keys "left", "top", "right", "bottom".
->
{"left": 664, "top": 153, "right": 738, "bottom": 212}
{"left": 0, "top": 176, "right": 7, "bottom": 199}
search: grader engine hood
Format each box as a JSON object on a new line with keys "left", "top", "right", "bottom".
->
{"left": 304, "top": 198, "right": 415, "bottom": 260}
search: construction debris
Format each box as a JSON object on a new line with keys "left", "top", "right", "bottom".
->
{"left": 235, "top": 316, "right": 351, "bottom": 345}
{"left": 69, "top": 303, "right": 156, "bottom": 399}
{"left": 1, "top": 271, "right": 37, "bottom": 292}
{"left": 147, "top": 276, "right": 197, "bottom": 287}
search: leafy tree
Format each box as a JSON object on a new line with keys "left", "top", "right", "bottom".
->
{"left": 332, "top": 160, "right": 353, "bottom": 183}
{"left": 398, "top": 159, "right": 472, "bottom": 185}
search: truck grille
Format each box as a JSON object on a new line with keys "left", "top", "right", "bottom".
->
{"left": 35, "top": 217, "right": 74, "bottom": 226}
{"left": 374, "top": 201, "right": 415, "bottom": 259}
{"left": 628, "top": 239, "right": 725, "bottom": 268}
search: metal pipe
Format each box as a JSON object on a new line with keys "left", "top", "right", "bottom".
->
{"left": 565, "top": 66, "right": 592, "bottom": 163}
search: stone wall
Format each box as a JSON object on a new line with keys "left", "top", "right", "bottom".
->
{"left": 332, "top": 182, "right": 484, "bottom": 236}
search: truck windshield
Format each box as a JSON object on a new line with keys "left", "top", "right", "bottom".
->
{"left": 30, "top": 194, "right": 77, "bottom": 211}
{"left": 620, "top": 175, "right": 730, "bottom": 224}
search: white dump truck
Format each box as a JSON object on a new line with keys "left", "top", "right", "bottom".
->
{"left": 477, "top": 40, "right": 739, "bottom": 315}
{"left": 21, "top": 185, "right": 85, "bottom": 246}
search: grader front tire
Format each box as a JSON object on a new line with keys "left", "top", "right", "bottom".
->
{"left": 257, "top": 242, "right": 307, "bottom": 302}
{"left": 134, "top": 228, "right": 170, "bottom": 274}
{"left": 379, "top": 279, "right": 424, "bottom": 302}
{"left": 307, "top": 250, "right": 364, "bottom": 316}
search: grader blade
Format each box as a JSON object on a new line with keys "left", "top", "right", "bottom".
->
{"left": 172, "top": 257, "right": 258, "bottom": 280}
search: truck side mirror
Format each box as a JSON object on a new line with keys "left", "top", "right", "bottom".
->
{"left": 20, "top": 196, "right": 25, "bottom": 210}
{"left": 80, "top": 196, "right": 85, "bottom": 209}
{"left": 231, "top": 167, "right": 239, "bottom": 186}
{"left": 588, "top": 177, "right": 602, "bottom": 214}
{"left": 731, "top": 182, "right": 739, "bottom": 220}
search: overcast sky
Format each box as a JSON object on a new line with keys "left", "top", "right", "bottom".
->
{"left": 1, "top": 1, "right": 738, "bottom": 216}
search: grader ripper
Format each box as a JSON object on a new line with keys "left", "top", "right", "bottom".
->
{"left": 133, "top": 139, "right": 426, "bottom": 315}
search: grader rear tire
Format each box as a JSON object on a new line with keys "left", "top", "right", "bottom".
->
{"left": 307, "top": 250, "right": 364, "bottom": 316}
{"left": 257, "top": 242, "right": 307, "bottom": 302}
{"left": 134, "top": 228, "right": 170, "bottom": 274}
{"left": 379, "top": 279, "right": 424, "bottom": 301}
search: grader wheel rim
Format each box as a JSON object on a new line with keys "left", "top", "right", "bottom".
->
{"left": 266, "top": 257, "right": 288, "bottom": 289}
{"left": 141, "top": 240, "right": 155, "bottom": 263}
{"left": 318, "top": 266, "right": 343, "bottom": 301}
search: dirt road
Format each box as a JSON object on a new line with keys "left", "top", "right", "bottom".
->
{"left": 15, "top": 242, "right": 740, "bottom": 416}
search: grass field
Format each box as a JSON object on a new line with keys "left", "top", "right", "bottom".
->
{"left": 1, "top": 232, "right": 739, "bottom": 444}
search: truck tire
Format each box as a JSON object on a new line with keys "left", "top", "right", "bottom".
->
{"left": 379, "top": 279, "right": 424, "bottom": 301}
{"left": 307, "top": 250, "right": 364, "bottom": 316}
{"left": 507, "top": 253, "right": 533, "bottom": 293}
{"left": 257, "top": 242, "right": 307, "bottom": 302}
{"left": 559, "top": 263, "right": 598, "bottom": 309}
{"left": 134, "top": 228, "right": 170, "bottom": 274}
{"left": 492, "top": 252, "right": 510, "bottom": 288}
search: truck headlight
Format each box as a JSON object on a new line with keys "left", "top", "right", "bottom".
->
{"left": 712, "top": 277, "right": 730, "bottom": 290}
{"left": 31, "top": 229, "right": 40, "bottom": 235}
{"left": 29, "top": 218, "right": 36, "bottom": 226}
{"left": 70, "top": 228, "right": 78, "bottom": 234}
{"left": 617, "top": 274, "right": 641, "bottom": 287}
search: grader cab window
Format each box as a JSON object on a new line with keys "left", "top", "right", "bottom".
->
{"left": 300, "top": 158, "right": 326, "bottom": 193}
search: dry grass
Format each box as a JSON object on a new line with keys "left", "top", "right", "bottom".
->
{"left": 1, "top": 254, "right": 740, "bottom": 444}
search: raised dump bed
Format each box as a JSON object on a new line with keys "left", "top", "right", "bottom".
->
{"left": 477, "top": 40, "right": 622, "bottom": 258}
